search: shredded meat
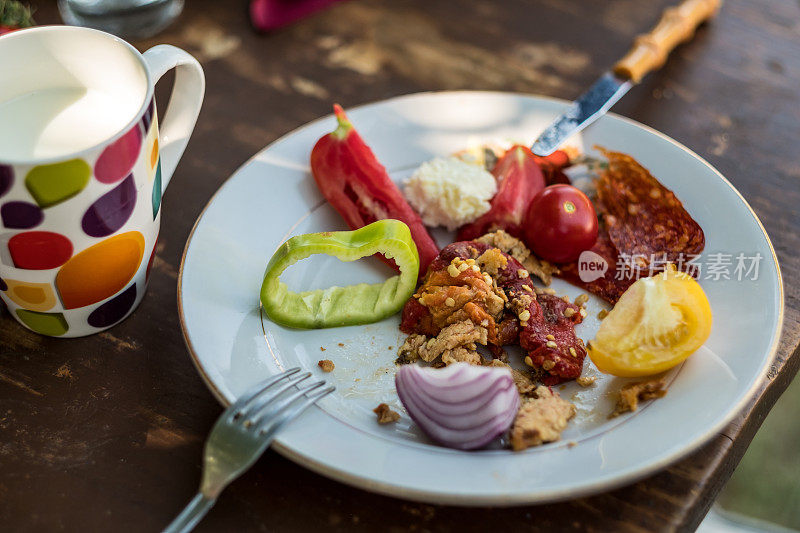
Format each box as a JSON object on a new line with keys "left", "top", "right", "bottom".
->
{"left": 508, "top": 293, "right": 533, "bottom": 319}
{"left": 486, "top": 360, "right": 537, "bottom": 394}
{"left": 610, "top": 377, "right": 668, "bottom": 418}
{"left": 400, "top": 239, "right": 587, "bottom": 385}
{"left": 397, "top": 334, "right": 425, "bottom": 363}
{"left": 374, "top": 403, "right": 401, "bottom": 424}
{"left": 475, "top": 230, "right": 559, "bottom": 285}
{"left": 442, "top": 348, "right": 483, "bottom": 366}
{"left": 400, "top": 243, "right": 522, "bottom": 354}
{"left": 418, "top": 271, "right": 504, "bottom": 327}
{"left": 510, "top": 386, "right": 576, "bottom": 450}
{"left": 404, "top": 255, "right": 504, "bottom": 345}
{"left": 397, "top": 320, "right": 486, "bottom": 365}
{"left": 475, "top": 247, "right": 508, "bottom": 276}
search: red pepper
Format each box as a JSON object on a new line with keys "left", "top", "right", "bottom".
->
{"left": 534, "top": 150, "right": 572, "bottom": 186}
{"left": 457, "top": 145, "right": 546, "bottom": 241}
{"left": 310, "top": 104, "right": 439, "bottom": 274}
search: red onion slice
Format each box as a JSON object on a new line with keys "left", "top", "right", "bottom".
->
{"left": 395, "top": 363, "right": 520, "bottom": 450}
{"left": 402, "top": 370, "right": 515, "bottom": 421}
{"left": 409, "top": 366, "right": 500, "bottom": 403}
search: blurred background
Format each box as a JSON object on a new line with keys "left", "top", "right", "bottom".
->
{"left": 702, "top": 374, "right": 800, "bottom": 532}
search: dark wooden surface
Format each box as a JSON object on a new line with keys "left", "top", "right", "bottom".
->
{"left": 3, "top": 0, "right": 800, "bottom": 531}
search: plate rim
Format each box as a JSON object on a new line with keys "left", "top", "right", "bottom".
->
{"left": 176, "top": 90, "right": 785, "bottom": 505}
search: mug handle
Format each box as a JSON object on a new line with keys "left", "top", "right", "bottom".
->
{"left": 142, "top": 45, "right": 205, "bottom": 193}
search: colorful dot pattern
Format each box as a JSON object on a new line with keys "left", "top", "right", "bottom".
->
{"left": 0, "top": 165, "right": 12, "bottom": 198}
{"left": 56, "top": 231, "right": 144, "bottom": 310}
{"left": 4, "top": 279, "right": 58, "bottom": 312}
{"left": 16, "top": 309, "right": 69, "bottom": 336}
{"left": 82, "top": 174, "right": 137, "bottom": 237}
{"left": 94, "top": 124, "right": 143, "bottom": 184}
{"left": 152, "top": 159, "right": 162, "bottom": 219}
{"left": 8, "top": 231, "right": 73, "bottom": 270}
{"left": 25, "top": 159, "right": 91, "bottom": 208}
{"left": 1, "top": 201, "right": 43, "bottom": 229}
{"left": 0, "top": 97, "right": 161, "bottom": 335}
{"left": 88, "top": 283, "right": 137, "bottom": 328}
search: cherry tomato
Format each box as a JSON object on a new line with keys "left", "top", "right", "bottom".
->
{"left": 524, "top": 184, "right": 598, "bottom": 263}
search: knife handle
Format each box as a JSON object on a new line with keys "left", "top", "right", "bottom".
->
{"left": 613, "top": 0, "right": 721, "bottom": 82}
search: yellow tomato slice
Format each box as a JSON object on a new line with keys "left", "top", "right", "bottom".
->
{"left": 587, "top": 265, "right": 713, "bottom": 377}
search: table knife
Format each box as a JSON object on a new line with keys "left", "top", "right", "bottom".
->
{"left": 532, "top": 0, "right": 722, "bottom": 156}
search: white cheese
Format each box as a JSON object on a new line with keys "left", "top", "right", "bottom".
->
{"left": 404, "top": 157, "right": 497, "bottom": 231}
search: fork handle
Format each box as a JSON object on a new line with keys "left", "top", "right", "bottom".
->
{"left": 163, "top": 493, "right": 216, "bottom": 533}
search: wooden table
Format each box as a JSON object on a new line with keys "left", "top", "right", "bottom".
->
{"left": 3, "top": 0, "right": 799, "bottom": 530}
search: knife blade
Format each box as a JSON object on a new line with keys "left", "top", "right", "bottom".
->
{"left": 531, "top": 0, "right": 721, "bottom": 156}
{"left": 531, "top": 72, "right": 631, "bottom": 156}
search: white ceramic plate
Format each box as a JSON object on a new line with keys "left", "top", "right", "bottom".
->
{"left": 178, "top": 92, "right": 783, "bottom": 505}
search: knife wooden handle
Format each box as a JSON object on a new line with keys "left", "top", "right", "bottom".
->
{"left": 613, "top": 0, "right": 721, "bottom": 82}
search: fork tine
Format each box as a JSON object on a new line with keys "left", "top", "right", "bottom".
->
{"left": 237, "top": 371, "right": 312, "bottom": 420}
{"left": 248, "top": 380, "right": 326, "bottom": 426}
{"left": 256, "top": 384, "right": 335, "bottom": 439}
{"left": 226, "top": 367, "right": 301, "bottom": 416}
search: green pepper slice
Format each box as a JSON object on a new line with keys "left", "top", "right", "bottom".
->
{"left": 260, "top": 219, "right": 420, "bottom": 329}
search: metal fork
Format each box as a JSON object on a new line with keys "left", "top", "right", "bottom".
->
{"left": 163, "top": 368, "right": 334, "bottom": 533}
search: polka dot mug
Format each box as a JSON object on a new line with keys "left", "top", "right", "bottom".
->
{"left": 0, "top": 26, "right": 204, "bottom": 337}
